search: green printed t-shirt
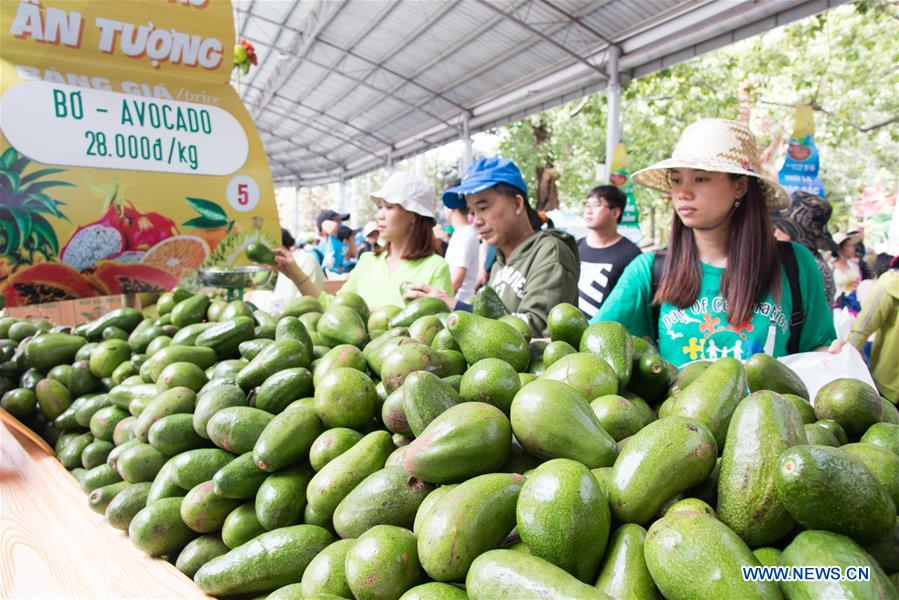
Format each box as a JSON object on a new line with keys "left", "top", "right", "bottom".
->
{"left": 593, "top": 243, "right": 836, "bottom": 367}
{"left": 340, "top": 251, "right": 453, "bottom": 309}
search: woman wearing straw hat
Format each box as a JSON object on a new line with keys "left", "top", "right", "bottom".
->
{"left": 274, "top": 171, "right": 453, "bottom": 309}
{"left": 592, "top": 119, "right": 836, "bottom": 366}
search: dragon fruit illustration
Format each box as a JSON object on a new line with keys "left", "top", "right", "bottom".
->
{"left": 97, "top": 203, "right": 127, "bottom": 231}
{"left": 60, "top": 224, "right": 125, "bottom": 271}
{"left": 122, "top": 202, "right": 177, "bottom": 250}
{"left": 110, "top": 250, "right": 146, "bottom": 263}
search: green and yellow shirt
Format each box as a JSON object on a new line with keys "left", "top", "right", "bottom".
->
{"left": 593, "top": 243, "right": 836, "bottom": 367}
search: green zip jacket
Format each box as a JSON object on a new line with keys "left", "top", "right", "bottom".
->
{"left": 848, "top": 271, "right": 899, "bottom": 402}
{"left": 488, "top": 229, "right": 580, "bottom": 337}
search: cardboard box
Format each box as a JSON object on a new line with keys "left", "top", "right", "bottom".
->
{"left": 4, "top": 294, "right": 140, "bottom": 327}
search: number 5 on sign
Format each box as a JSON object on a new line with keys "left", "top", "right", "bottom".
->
{"left": 227, "top": 175, "right": 260, "bottom": 212}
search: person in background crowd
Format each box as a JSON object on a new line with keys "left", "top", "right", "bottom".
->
{"left": 358, "top": 221, "right": 380, "bottom": 255}
{"left": 577, "top": 185, "right": 642, "bottom": 318}
{"left": 443, "top": 201, "right": 480, "bottom": 302}
{"left": 593, "top": 119, "right": 836, "bottom": 367}
{"left": 831, "top": 230, "right": 864, "bottom": 313}
{"left": 275, "top": 171, "right": 452, "bottom": 308}
{"left": 273, "top": 227, "right": 325, "bottom": 305}
{"left": 846, "top": 254, "right": 899, "bottom": 402}
{"left": 856, "top": 252, "right": 895, "bottom": 306}
{"left": 336, "top": 224, "right": 358, "bottom": 271}
{"left": 476, "top": 242, "right": 496, "bottom": 290}
{"left": 433, "top": 223, "right": 450, "bottom": 256}
{"left": 404, "top": 157, "right": 579, "bottom": 337}
{"left": 856, "top": 238, "right": 874, "bottom": 281}
{"left": 338, "top": 224, "right": 358, "bottom": 262}
{"left": 536, "top": 210, "right": 555, "bottom": 230}
{"left": 314, "top": 209, "right": 350, "bottom": 275}
{"left": 771, "top": 191, "right": 837, "bottom": 305}
{"left": 873, "top": 253, "right": 895, "bottom": 279}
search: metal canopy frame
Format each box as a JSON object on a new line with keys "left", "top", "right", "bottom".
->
{"left": 232, "top": 0, "right": 849, "bottom": 187}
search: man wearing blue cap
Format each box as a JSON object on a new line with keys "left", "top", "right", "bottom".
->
{"left": 404, "top": 157, "right": 579, "bottom": 337}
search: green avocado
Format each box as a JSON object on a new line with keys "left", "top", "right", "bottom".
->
{"left": 717, "top": 391, "right": 807, "bottom": 547}
{"left": 511, "top": 379, "right": 618, "bottom": 469}
{"left": 466, "top": 550, "right": 608, "bottom": 599}
{"left": 608, "top": 416, "right": 717, "bottom": 525}
{"left": 644, "top": 513, "right": 780, "bottom": 600}
{"left": 775, "top": 444, "right": 895, "bottom": 543}
{"left": 417, "top": 473, "right": 523, "bottom": 582}
{"left": 516, "top": 458, "right": 610, "bottom": 582}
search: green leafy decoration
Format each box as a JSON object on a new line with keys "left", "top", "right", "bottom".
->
{"left": 20, "top": 168, "right": 66, "bottom": 186}
{"left": 186, "top": 197, "right": 228, "bottom": 223}
{"left": 0, "top": 148, "right": 70, "bottom": 263}
{"left": 0, "top": 170, "right": 20, "bottom": 193}
{"left": 0, "top": 210, "right": 21, "bottom": 255}
{"left": 11, "top": 155, "right": 31, "bottom": 174}
{"left": 183, "top": 216, "right": 227, "bottom": 229}
{"left": 0, "top": 147, "right": 16, "bottom": 170}
{"left": 11, "top": 209, "right": 33, "bottom": 245}
{"left": 30, "top": 215, "right": 59, "bottom": 256}
{"left": 26, "top": 192, "right": 70, "bottom": 221}
{"left": 17, "top": 179, "right": 73, "bottom": 198}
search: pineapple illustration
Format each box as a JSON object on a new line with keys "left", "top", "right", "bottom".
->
{"left": 0, "top": 147, "right": 72, "bottom": 272}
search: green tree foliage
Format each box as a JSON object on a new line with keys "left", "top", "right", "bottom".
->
{"left": 495, "top": 3, "right": 898, "bottom": 242}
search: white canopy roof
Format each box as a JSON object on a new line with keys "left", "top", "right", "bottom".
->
{"left": 232, "top": 0, "right": 847, "bottom": 186}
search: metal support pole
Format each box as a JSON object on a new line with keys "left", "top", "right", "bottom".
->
{"left": 605, "top": 45, "right": 621, "bottom": 179}
{"left": 416, "top": 152, "right": 427, "bottom": 179}
{"left": 386, "top": 147, "right": 394, "bottom": 173}
{"left": 338, "top": 175, "right": 347, "bottom": 217}
{"left": 293, "top": 184, "right": 301, "bottom": 240}
{"left": 461, "top": 111, "right": 473, "bottom": 175}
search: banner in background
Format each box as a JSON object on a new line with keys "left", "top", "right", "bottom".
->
{"left": 610, "top": 143, "right": 641, "bottom": 240}
{"left": 0, "top": 0, "right": 279, "bottom": 307}
{"left": 778, "top": 105, "right": 825, "bottom": 198}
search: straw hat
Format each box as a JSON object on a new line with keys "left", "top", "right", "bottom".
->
{"left": 632, "top": 118, "right": 790, "bottom": 209}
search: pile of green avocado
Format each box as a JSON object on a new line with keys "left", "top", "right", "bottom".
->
{"left": 1, "top": 286, "right": 898, "bottom": 600}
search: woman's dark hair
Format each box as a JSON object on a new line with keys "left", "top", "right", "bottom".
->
{"left": 873, "top": 253, "right": 894, "bottom": 278}
{"left": 281, "top": 227, "right": 295, "bottom": 249}
{"left": 374, "top": 213, "right": 438, "bottom": 260}
{"left": 588, "top": 185, "right": 628, "bottom": 223}
{"left": 492, "top": 183, "right": 547, "bottom": 231}
{"left": 653, "top": 175, "right": 781, "bottom": 327}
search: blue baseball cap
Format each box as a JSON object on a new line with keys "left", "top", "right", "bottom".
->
{"left": 442, "top": 157, "right": 528, "bottom": 208}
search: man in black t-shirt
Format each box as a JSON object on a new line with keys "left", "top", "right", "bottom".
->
{"left": 577, "top": 185, "right": 642, "bottom": 318}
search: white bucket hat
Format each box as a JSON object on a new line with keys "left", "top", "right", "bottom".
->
{"left": 362, "top": 221, "right": 378, "bottom": 237}
{"left": 833, "top": 230, "right": 863, "bottom": 247}
{"left": 632, "top": 118, "right": 791, "bottom": 209}
{"left": 371, "top": 171, "right": 437, "bottom": 219}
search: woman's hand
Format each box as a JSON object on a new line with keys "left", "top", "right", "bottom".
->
{"left": 273, "top": 247, "right": 305, "bottom": 282}
{"left": 403, "top": 283, "right": 456, "bottom": 310}
{"left": 827, "top": 339, "right": 847, "bottom": 354}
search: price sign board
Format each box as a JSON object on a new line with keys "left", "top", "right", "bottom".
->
{"left": 0, "top": 0, "right": 279, "bottom": 306}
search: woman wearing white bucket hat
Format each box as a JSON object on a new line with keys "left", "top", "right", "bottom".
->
{"left": 275, "top": 171, "right": 453, "bottom": 308}
{"left": 830, "top": 230, "right": 864, "bottom": 306}
{"left": 592, "top": 119, "right": 836, "bottom": 366}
